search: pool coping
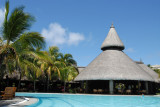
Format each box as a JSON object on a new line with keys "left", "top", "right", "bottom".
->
{"left": 16, "top": 92, "right": 159, "bottom": 97}
{"left": 5, "top": 92, "right": 158, "bottom": 106}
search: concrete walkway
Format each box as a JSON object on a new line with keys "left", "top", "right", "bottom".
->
{"left": 0, "top": 97, "right": 38, "bottom": 107}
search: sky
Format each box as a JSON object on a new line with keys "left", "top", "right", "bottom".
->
{"left": 0, "top": 0, "right": 160, "bottom": 66}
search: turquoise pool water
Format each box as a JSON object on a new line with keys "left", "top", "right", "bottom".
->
{"left": 16, "top": 93, "right": 160, "bottom": 107}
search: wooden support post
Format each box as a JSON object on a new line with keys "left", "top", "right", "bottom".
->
{"left": 145, "top": 81, "right": 149, "bottom": 94}
{"left": 85, "top": 81, "right": 88, "bottom": 93}
{"left": 138, "top": 81, "right": 140, "bottom": 94}
{"left": 109, "top": 80, "right": 114, "bottom": 94}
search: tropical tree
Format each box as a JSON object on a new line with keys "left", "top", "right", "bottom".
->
{"left": 59, "top": 66, "right": 78, "bottom": 92}
{"left": 24, "top": 56, "right": 42, "bottom": 92}
{"left": 0, "top": 37, "right": 5, "bottom": 79}
{"left": 60, "top": 53, "right": 77, "bottom": 66}
{"left": 59, "top": 53, "right": 78, "bottom": 92}
{"left": 49, "top": 46, "right": 61, "bottom": 61}
{"left": 0, "top": 52, "right": 6, "bottom": 88}
{"left": 154, "top": 69, "right": 160, "bottom": 78}
{"left": 147, "top": 64, "right": 151, "bottom": 68}
{"left": 147, "top": 64, "right": 160, "bottom": 78}
{"left": 0, "top": 1, "right": 45, "bottom": 90}
{"left": 38, "top": 46, "right": 62, "bottom": 92}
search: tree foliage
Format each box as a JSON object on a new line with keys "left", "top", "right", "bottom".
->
{"left": 0, "top": 0, "right": 45, "bottom": 90}
{"left": 0, "top": 1, "right": 78, "bottom": 92}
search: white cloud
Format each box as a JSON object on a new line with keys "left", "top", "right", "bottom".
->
{"left": 42, "top": 23, "right": 66, "bottom": 45}
{"left": 0, "top": 8, "right": 5, "bottom": 27}
{"left": 68, "top": 32, "right": 84, "bottom": 45}
{"left": 41, "top": 23, "right": 85, "bottom": 47}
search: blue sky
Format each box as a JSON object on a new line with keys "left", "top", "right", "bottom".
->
{"left": 0, "top": 0, "right": 160, "bottom": 66}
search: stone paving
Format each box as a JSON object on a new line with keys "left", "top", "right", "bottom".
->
{"left": 0, "top": 97, "right": 38, "bottom": 107}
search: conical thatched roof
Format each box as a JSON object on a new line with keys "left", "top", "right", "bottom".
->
{"left": 75, "top": 24, "right": 155, "bottom": 82}
{"left": 101, "top": 24, "right": 125, "bottom": 51}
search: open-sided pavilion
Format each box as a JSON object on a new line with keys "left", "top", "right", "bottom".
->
{"left": 75, "top": 24, "right": 159, "bottom": 94}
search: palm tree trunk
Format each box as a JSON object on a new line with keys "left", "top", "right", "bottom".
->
{"left": 18, "top": 71, "right": 22, "bottom": 91}
{"left": 6, "top": 40, "right": 9, "bottom": 46}
{"left": 43, "top": 81, "right": 46, "bottom": 92}
{"left": 64, "top": 82, "right": 66, "bottom": 93}
{"left": 34, "top": 80, "right": 36, "bottom": 92}
{"left": 47, "top": 75, "right": 49, "bottom": 92}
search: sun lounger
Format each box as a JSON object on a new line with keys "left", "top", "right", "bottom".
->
{"left": 126, "top": 90, "right": 131, "bottom": 94}
{"left": 118, "top": 89, "right": 122, "bottom": 94}
{"left": 13, "top": 87, "right": 17, "bottom": 97}
{"left": 97, "top": 89, "right": 103, "bottom": 94}
{"left": 141, "top": 90, "right": 147, "bottom": 94}
{"left": 1, "top": 87, "right": 17, "bottom": 100}
{"left": 93, "top": 89, "right": 98, "bottom": 93}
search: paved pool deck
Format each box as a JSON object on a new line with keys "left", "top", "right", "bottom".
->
{"left": 0, "top": 97, "right": 38, "bottom": 107}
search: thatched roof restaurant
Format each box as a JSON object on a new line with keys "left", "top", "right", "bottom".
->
{"left": 75, "top": 24, "right": 159, "bottom": 94}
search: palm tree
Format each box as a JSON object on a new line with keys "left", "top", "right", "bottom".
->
{"left": 24, "top": 57, "right": 42, "bottom": 92}
{"left": 0, "top": 1, "right": 45, "bottom": 90}
{"left": 38, "top": 46, "right": 61, "bottom": 92}
{"left": 59, "top": 53, "right": 78, "bottom": 92}
{"left": 49, "top": 46, "right": 61, "bottom": 61}
{"left": 59, "top": 66, "right": 78, "bottom": 92}
{"left": 60, "top": 53, "right": 77, "bottom": 66}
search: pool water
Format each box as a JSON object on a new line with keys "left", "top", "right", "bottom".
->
{"left": 16, "top": 93, "right": 160, "bottom": 107}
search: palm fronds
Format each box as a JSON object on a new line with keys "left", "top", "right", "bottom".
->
{"left": 2, "top": 5, "right": 35, "bottom": 45}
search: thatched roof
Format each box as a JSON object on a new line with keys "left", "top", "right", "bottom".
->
{"left": 101, "top": 24, "right": 125, "bottom": 51}
{"left": 77, "top": 67, "right": 85, "bottom": 74}
{"left": 75, "top": 24, "right": 155, "bottom": 82}
{"left": 75, "top": 50, "right": 155, "bottom": 81}
{"left": 137, "top": 63, "right": 160, "bottom": 82}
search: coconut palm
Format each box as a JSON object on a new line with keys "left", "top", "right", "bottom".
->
{"left": 38, "top": 46, "right": 62, "bottom": 92}
{"left": 60, "top": 53, "right": 77, "bottom": 66}
{"left": 49, "top": 46, "right": 61, "bottom": 61}
{"left": 59, "top": 66, "right": 78, "bottom": 92}
{"left": 0, "top": 52, "right": 6, "bottom": 87}
{"left": 0, "top": 1, "right": 45, "bottom": 90}
{"left": 58, "top": 53, "right": 78, "bottom": 92}
{"left": 24, "top": 57, "right": 42, "bottom": 92}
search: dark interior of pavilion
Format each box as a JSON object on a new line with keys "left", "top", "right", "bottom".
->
{"left": 85, "top": 80, "right": 159, "bottom": 95}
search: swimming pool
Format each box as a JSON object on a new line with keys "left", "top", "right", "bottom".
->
{"left": 16, "top": 93, "right": 160, "bottom": 107}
